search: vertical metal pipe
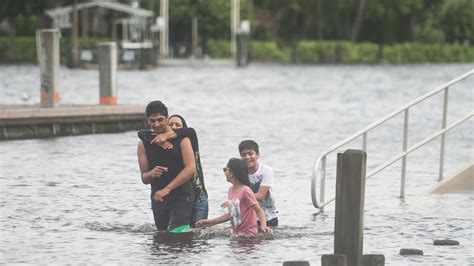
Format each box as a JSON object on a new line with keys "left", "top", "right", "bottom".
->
{"left": 192, "top": 17, "right": 198, "bottom": 58}
{"left": 160, "top": 0, "right": 168, "bottom": 57}
{"left": 165, "top": 0, "right": 168, "bottom": 56}
{"left": 231, "top": 0, "right": 235, "bottom": 56}
{"left": 400, "top": 109, "right": 409, "bottom": 198}
{"left": 439, "top": 87, "right": 449, "bottom": 181}
{"left": 35, "top": 29, "right": 41, "bottom": 63}
{"left": 362, "top": 132, "right": 367, "bottom": 152}
{"left": 231, "top": 0, "right": 240, "bottom": 57}
{"left": 320, "top": 155, "right": 327, "bottom": 212}
{"left": 123, "top": 20, "right": 128, "bottom": 41}
{"left": 68, "top": 0, "right": 79, "bottom": 68}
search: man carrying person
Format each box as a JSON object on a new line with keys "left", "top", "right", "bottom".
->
{"left": 137, "top": 100, "right": 196, "bottom": 232}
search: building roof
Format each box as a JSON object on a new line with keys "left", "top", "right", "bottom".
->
{"left": 45, "top": 1, "right": 154, "bottom": 18}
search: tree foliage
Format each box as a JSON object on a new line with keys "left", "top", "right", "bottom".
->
{"left": 0, "top": 0, "right": 472, "bottom": 45}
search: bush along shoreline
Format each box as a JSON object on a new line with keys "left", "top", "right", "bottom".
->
{"left": 0, "top": 37, "right": 110, "bottom": 64}
{"left": 1, "top": 36, "right": 473, "bottom": 64}
{"left": 206, "top": 40, "right": 474, "bottom": 64}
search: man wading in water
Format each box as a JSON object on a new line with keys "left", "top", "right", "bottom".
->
{"left": 137, "top": 100, "right": 196, "bottom": 232}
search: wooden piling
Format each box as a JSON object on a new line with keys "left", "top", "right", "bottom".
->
{"left": 98, "top": 42, "right": 117, "bottom": 105}
{"left": 399, "top": 248, "right": 423, "bottom": 255}
{"left": 433, "top": 240, "right": 460, "bottom": 245}
{"left": 321, "top": 254, "right": 347, "bottom": 266}
{"left": 363, "top": 254, "right": 385, "bottom": 266}
{"left": 39, "top": 29, "right": 60, "bottom": 108}
{"left": 282, "top": 261, "right": 310, "bottom": 266}
{"left": 236, "top": 33, "right": 248, "bottom": 66}
{"left": 334, "top": 150, "right": 367, "bottom": 266}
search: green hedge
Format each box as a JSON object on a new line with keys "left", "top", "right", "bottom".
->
{"left": 1, "top": 36, "right": 473, "bottom": 64}
{"left": 207, "top": 39, "right": 474, "bottom": 63}
{"left": 0, "top": 36, "right": 111, "bottom": 63}
{"left": 250, "top": 41, "right": 291, "bottom": 63}
{"left": 206, "top": 40, "right": 291, "bottom": 62}
{"left": 0, "top": 37, "right": 38, "bottom": 63}
{"left": 383, "top": 43, "right": 474, "bottom": 63}
{"left": 206, "top": 39, "right": 231, "bottom": 58}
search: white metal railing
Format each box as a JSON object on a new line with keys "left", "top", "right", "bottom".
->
{"left": 311, "top": 69, "right": 474, "bottom": 211}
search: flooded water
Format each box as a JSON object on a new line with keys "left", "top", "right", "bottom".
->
{"left": 0, "top": 63, "right": 473, "bottom": 265}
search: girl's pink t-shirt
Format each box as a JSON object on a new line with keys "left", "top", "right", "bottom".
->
{"left": 227, "top": 185, "right": 258, "bottom": 236}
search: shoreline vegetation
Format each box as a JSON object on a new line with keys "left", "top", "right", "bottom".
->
{"left": 0, "top": 37, "right": 472, "bottom": 64}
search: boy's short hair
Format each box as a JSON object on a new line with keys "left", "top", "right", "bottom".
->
{"left": 146, "top": 100, "right": 168, "bottom": 117}
{"left": 238, "top": 140, "right": 259, "bottom": 154}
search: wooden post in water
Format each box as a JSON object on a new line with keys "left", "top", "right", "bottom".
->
{"left": 321, "top": 254, "right": 347, "bottom": 266}
{"left": 230, "top": 0, "right": 240, "bottom": 57}
{"left": 40, "top": 29, "right": 60, "bottom": 108}
{"left": 236, "top": 20, "right": 250, "bottom": 67}
{"left": 334, "top": 149, "right": 367, "bottom": 266}
{"left": 98, "top": 42, "right": 117, "bottom": 105}
{"left": 68, "top": 0, "right": 80, "bottom": 68}
{"left": 282, "top": 261, "right": 310, "bottom": 266}
{"left": 191, "top": 17, "right": 198, "bottom": 58}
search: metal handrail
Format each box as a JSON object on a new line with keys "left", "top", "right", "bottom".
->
{"left": 311, "top": 69, "right": 474, "bottom": 210}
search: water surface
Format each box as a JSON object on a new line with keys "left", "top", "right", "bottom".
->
{"left": 0, "top": 63, "right": 473, "bottom": 264}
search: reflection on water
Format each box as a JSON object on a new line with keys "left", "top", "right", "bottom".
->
{"left": 85, "top": 221, "right": 156, "bottom": 233}
{"left": 228, "top": 237, "right": 264, "bottom": 256}
{"left": 0, "top": 63, "right": 473, "bottom": 264}
{"left": 151, "top": 232, "right": 197, "bottom": 255}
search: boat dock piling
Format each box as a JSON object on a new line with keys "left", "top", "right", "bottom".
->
{"left": 321, "top": 150, "right": 385, "bottom": 266}
{"left": 0, "top": 30, "right": 146, "bottom": 141}
{"left": 39, "top": 29, "right": 60, "bottom": 107}
{"left": 98, "top": 42, "right": 118, "bottom": 105}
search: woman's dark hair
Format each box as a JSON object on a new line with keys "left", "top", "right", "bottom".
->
{"left": 227, "top": 158, "right": 250, "bottom": 187}
{"left": 169, "top": 114, "right": 188, "bottom": 128}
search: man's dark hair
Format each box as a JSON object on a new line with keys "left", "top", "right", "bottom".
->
{"left": 145, "top": 100, "right": 168, "bottom": 117}
{"left": 227, "top": 158, "right": 251, "bottom": 187}
{"left": 238, "top": 140, "right": 259, "bottom": 154}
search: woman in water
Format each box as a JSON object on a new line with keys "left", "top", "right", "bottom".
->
{"left": 196, "top": 158, "right": 272, "bottom": 237}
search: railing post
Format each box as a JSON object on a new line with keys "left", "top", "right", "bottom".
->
{"left": 362, "top": 132, "right": 368, "bottom": 152}
{"left": 320, "top": 155, "right": 327, "bottom": 212}
{"left": 400, "top": 109, "right": 409, "bottom": 198}
{"left": 439, "top": 87, "right": 449, "bottom": 181}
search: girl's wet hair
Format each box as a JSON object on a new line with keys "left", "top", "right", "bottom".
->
{"left": 169, "top": 114, "right": 188, "bottom": 128}
{"left": 227, "top": 158, "right": 250, "bottom": 187}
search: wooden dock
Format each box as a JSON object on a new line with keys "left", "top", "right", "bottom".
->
{"left": 0, "top": 105, "right": 147, "bottom": 140}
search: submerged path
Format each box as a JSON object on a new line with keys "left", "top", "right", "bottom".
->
{"left": 429, "top": 163, "right": 473, "bottom": 194}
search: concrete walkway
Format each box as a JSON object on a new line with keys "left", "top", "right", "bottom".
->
{"left": 0, "top": 104, "right": 146, "bottom": 140}
{"left": 0, "top": 104, "right": 144, "bottom": 119}
{"left": 159, "top": 58, "right": 233, "bottom": 67}
{"left": 429, "top": 163, "right": 473, "bottom": 194}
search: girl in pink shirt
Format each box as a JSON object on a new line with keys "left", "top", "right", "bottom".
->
{"left": 196, "top": 158, "right": 272, "bottom": 237}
